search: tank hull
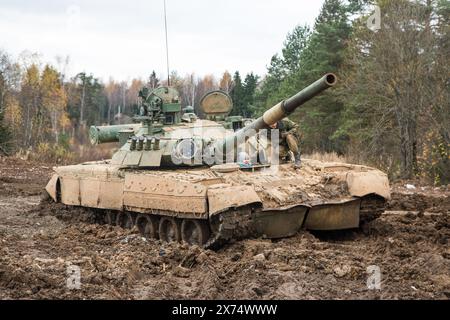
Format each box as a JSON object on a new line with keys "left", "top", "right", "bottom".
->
{"left": 45, "top": 159, "right": 390, "bottom": 248}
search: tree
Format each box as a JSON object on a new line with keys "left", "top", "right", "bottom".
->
{"left": 338, "top": 0, "right": 449, "bottom": 180}
{"left": 242, "top": 73, "right": 259, "bottom": 117}
{"left": 282, "top": 25, "right": 311, "bottom": 74}
{"left": 180, "top": 73, "right": 197, "bottom": 108}
{"left": 255, "top": 54, "right": 287, "bottom": 114}
{"left": 67, "top": 72, "right": 105, "bottom": 143}
{"left": 0, "top": 51, "right": 10, "bottom": 112}
{"left": 229, "top": 71, "right": 260, "bottom": 117}
{"left": 166, "top": 71, "right": 185, "bottom": 104}
{"left": 255, "top": 26, "right": 311, "bottom": 114}
{"left": 0, "top": 105, "right": 11, "bottom": 154}
{"left": 289, "top": 0, "right": 352, "bottom": 153}
{"left": 2, "top": 95, "right": 20, "bottom": 150}
{"left": 256, "top": 0, "right": 352, "bottom": 153}
{"left": 127, "top": 78, "right": 145, "bottom": 114}
{"left": 20, "top": 64, "right": 41, "bottom": 147}
{"left": 41, "top": 65, "right": 68, "bottom": 144}
{"left": 230, "top": 71, "right": 244, "bottom": 116}
{"left": 0, "top": 51, "right": 14, "bottom": 152}
{"left": 194, "top": 74, "right": 218, "bottom": 110}
{"left": 219, "top": 71, "right": 233, "bottom": 93}
{"left": 104, "top": 78, "right": 120, "bottom": 124}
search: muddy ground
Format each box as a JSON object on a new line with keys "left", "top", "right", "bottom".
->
{"left": 0, "top": 156, "right": 448, "bottom": 300}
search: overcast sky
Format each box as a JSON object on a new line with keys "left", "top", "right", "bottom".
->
{"left": 0, "top": 0, "right": 325, "bottom": 82}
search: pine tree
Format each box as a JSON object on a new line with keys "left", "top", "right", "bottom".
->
{"left": 230, "top": 72, "right": 260, "bottom": 117}
{"left": 242, "top": 73, "right": 259, "bottom": 117}
{"left": 255, "top": 25, "right": 311, "bottom": 115}
{"left": 254, "top": 54, "right": 286, "bottom": 115}
{"left": 256, "top": 0, "right": 352, "bottom": 153}
{"left": 286, "top": 0, "right": 352, "bottom": 153}
{"left": 281, "top": 25, "right": 311, "bottom": 75}
{"left": 230, "top": 71, "right": 244, "bottom": 116}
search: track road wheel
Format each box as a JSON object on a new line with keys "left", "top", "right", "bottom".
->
{"left": 136, "top": 214, "right": 159, "bottom": 239}
{"left": 181, "top": 219, "right": 210, "bottom": 245}
{"left": 116, "top": 212, "right": 135, "bottom": 229}
{"left": 159, "top": 217, "right": 181, "bottom": 243}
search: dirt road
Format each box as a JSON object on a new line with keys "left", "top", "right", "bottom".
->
{"left": 0, "top": 157, "right": 448, "bottom": 299}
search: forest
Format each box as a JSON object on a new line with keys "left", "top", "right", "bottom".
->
{"left": 0, "top": 0, "right": 448, "bottom": 184}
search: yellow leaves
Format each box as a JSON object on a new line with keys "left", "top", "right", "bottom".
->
{"left": 219, "top": 71, "right": 232, "bottom": 92}
{"left": 41, "top": 65, "right": 67, "bottom": 113}
{"left": 127, "top": 78, "right": 144, "bottom": 105}
{"left": 23, "top": 64, "right": 40, "bottom": 88}
{"left": 59, "top": 112, "right": 71, "bottom": 129}
{"left": 202, "top": 74, "right": 216, "bottom": 90}
{"left": 36, "top": 142, "right": 50, "bottom": 154}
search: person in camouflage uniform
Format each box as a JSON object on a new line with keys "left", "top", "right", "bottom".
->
{"left": 269, "top": 118, "right": 302, "bottom": 169}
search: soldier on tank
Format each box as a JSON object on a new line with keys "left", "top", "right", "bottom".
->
{"left": 269, "top": 118, "right": 302, "bottom": 169}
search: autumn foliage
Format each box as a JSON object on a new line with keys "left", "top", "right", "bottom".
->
{"left": 0, "top": 0, "right": 448, "bottom": 184}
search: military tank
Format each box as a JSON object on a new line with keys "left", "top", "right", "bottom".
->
{"left": 44, "top": 74, "right": 390, "bottom": 249}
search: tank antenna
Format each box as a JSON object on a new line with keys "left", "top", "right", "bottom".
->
{"left": 163, "top": 0, "right": 170, "bottom": 86}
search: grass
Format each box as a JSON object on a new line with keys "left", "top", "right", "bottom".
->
{"left": 303, "top": 151, "right": 352, "bottom": 164}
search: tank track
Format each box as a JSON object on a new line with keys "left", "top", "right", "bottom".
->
{"left": 40, "top": 194, "right": 387, "bottom": 250}
{"left": 359, "top": 195, "right": 387, "bottom": 225}
{"left": 206, "top": 196, "right": 388, "bottom": 248}
{"left": 205, "top": 207, "right": 257, "bottom": 250}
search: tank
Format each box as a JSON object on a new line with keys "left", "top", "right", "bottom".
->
{"left": 44, "top": 74, "right": 390, "bottom": 249}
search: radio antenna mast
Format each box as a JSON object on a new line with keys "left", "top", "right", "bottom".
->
{"left": 163, "top": 0, "right": 170, "bottom": 86}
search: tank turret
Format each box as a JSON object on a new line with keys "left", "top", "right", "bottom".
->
{"left": 94, "top": 74, "right": 336, "bottom": 168}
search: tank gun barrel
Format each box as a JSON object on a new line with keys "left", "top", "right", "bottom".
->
{"left": 282, "top": 73, "right": 337, "bottom": 115}
{"left": 223, "top": 73, "right": 337, "bottom": 149}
